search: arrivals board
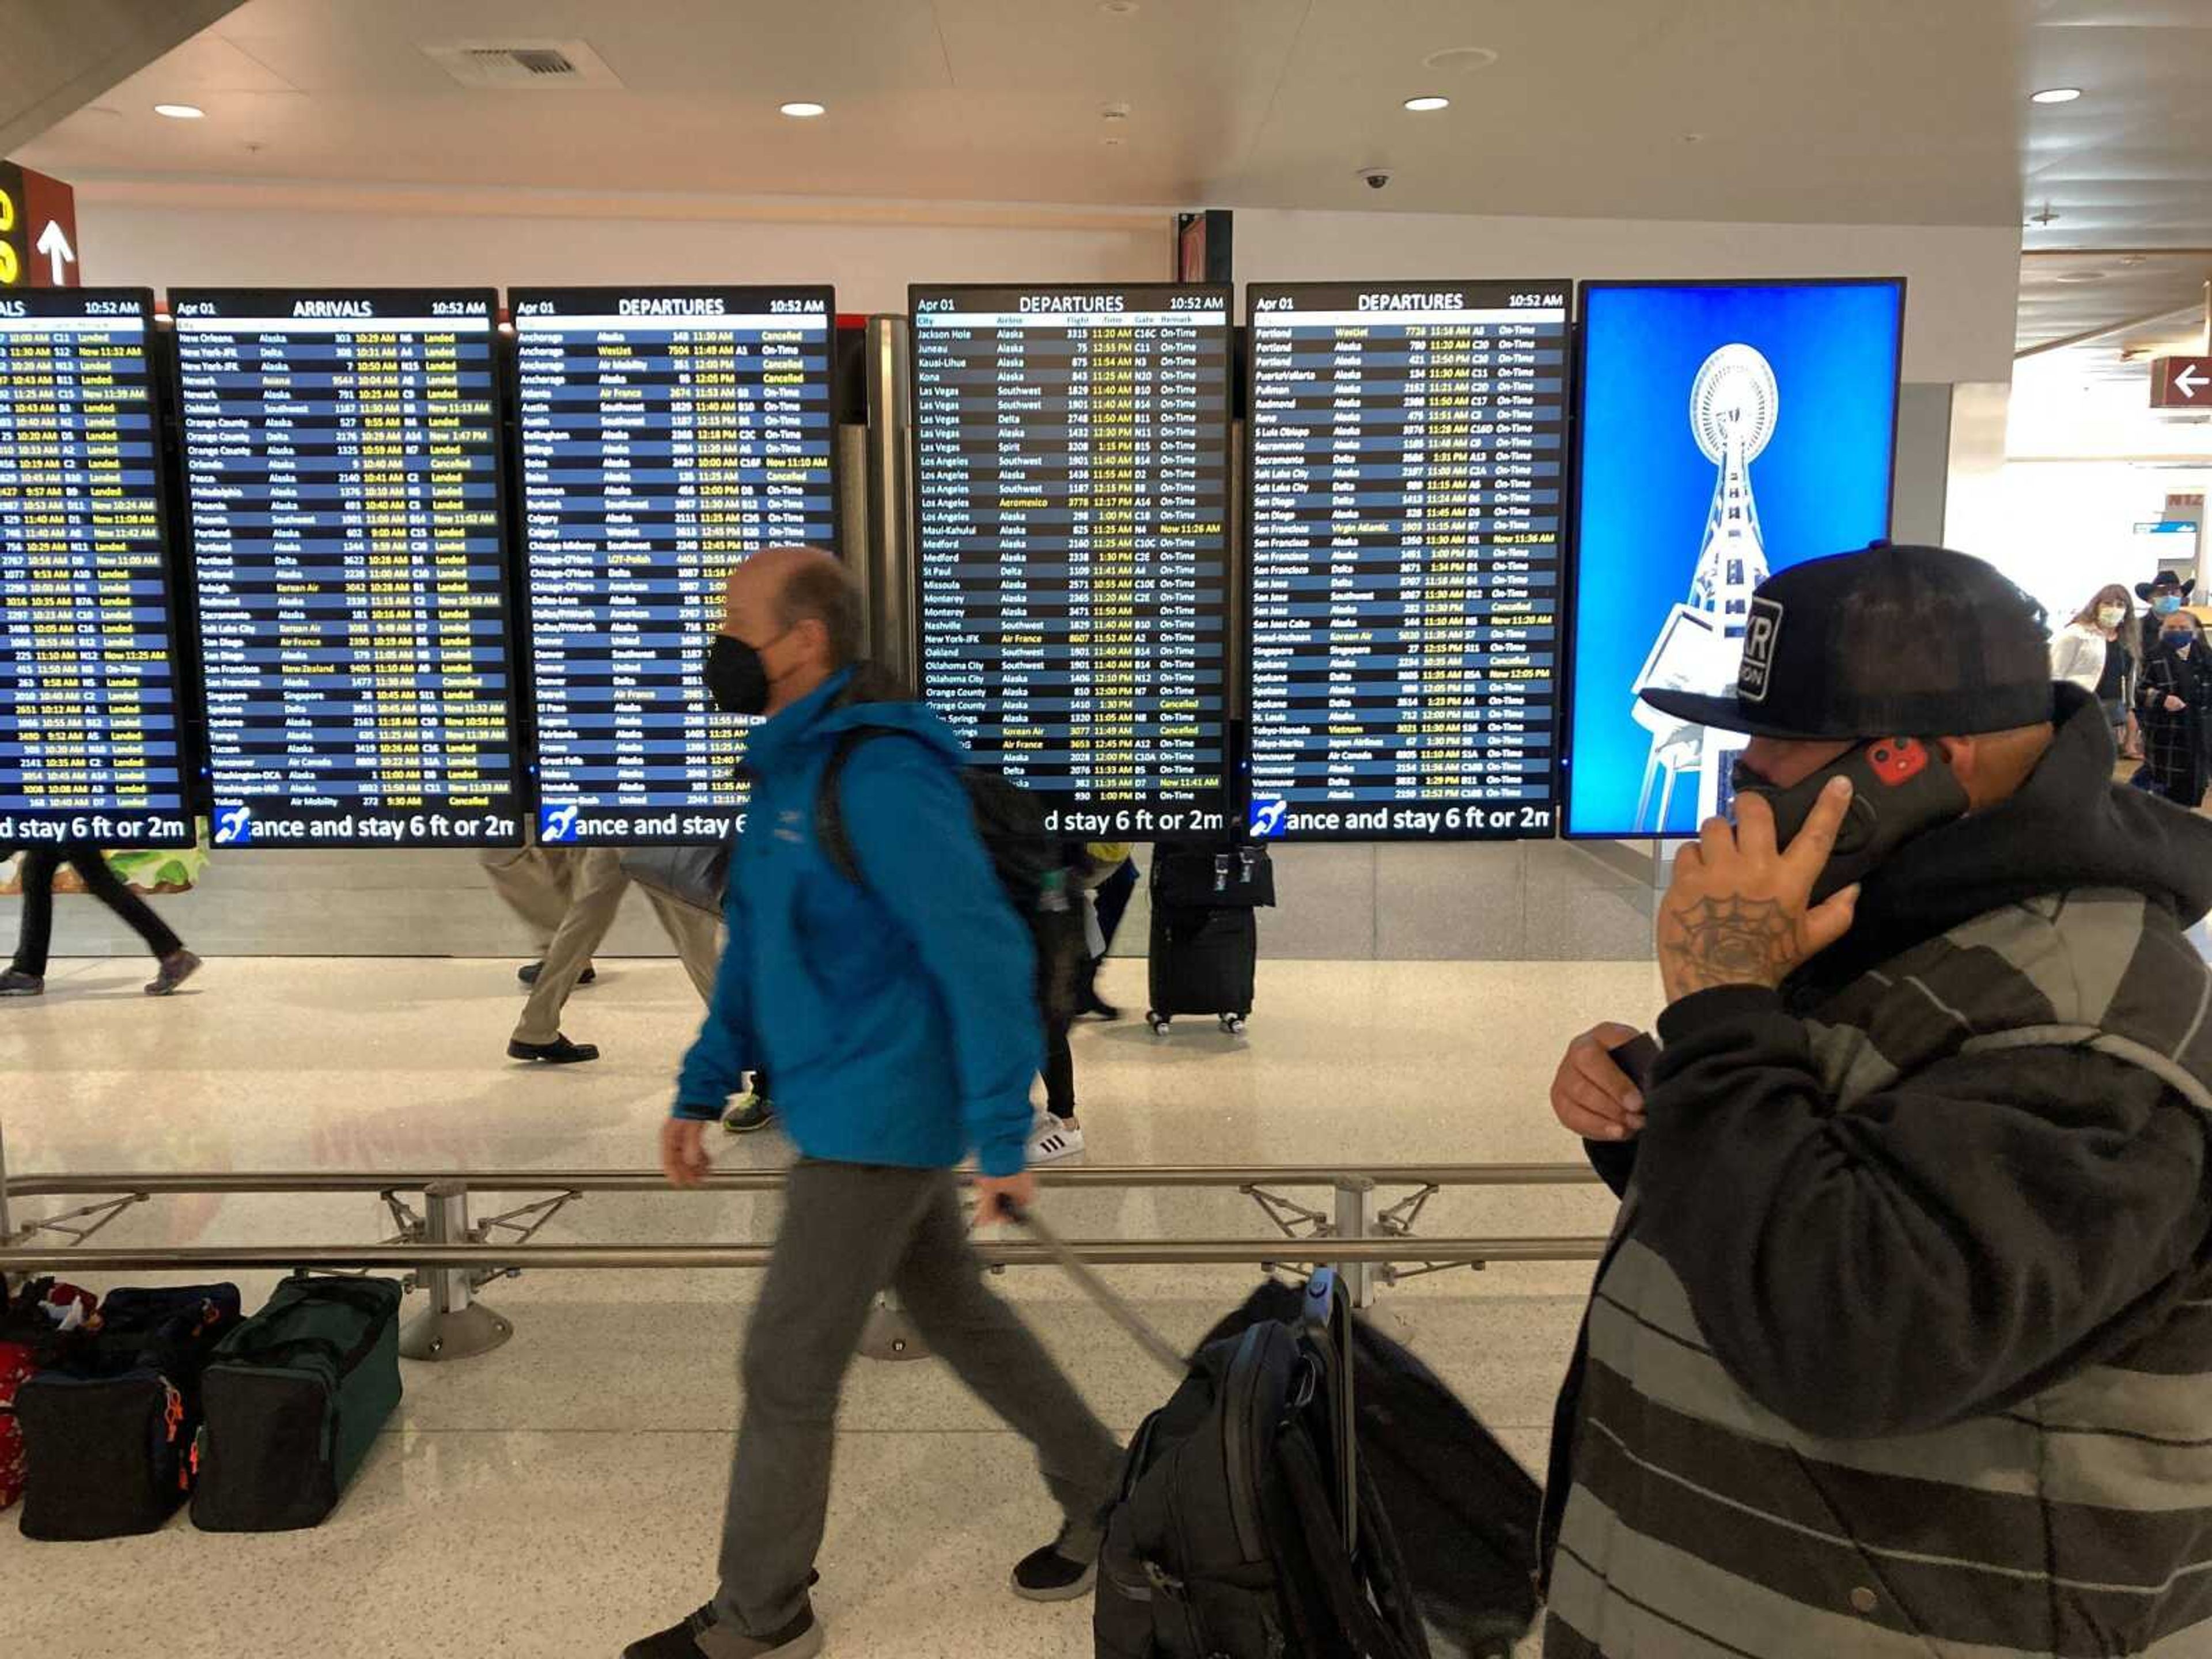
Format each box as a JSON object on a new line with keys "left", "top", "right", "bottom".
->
{"left": 513, "top": 285, "right": 836, "bottom": 847}
{"left": 0, "top": 288, "right": 192, "bottom": 847}
{"left": 911, "top": 283, "right": 1232, "bottom": 838}
{"left": 172, "top": 288, "right": 520, "bottom": 849}
{"left": 1243, "top": 281, "right": 1571, "bottom": 842}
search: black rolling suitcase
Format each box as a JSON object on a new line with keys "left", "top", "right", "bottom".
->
{"left": 1015, "top": 1210, "right": 1429, "bottom": 1659}
{"left": 1147, "top": 842, "right": 1271, "bottom": 1035}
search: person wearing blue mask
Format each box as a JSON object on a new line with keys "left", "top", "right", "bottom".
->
{"left": 2136, "top": 569, "right": 2195, "bottom": 661}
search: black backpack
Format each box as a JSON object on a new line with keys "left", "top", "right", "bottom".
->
{"left": 1200, "top": 1283, "right": 1540, "bottom": 1658}
{"left": 1093, "top": 1271, "right": 1431, "bottom": 1659}
{"left": 815, "top": 724, "right": 1088, "bottom": 1026}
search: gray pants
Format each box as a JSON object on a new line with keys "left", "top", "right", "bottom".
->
{"left": 509, "top": 847, "right": 721, "bottom": 1044}
{"left": 712, "top": 1161, "right": 1122, "bottom": 1639}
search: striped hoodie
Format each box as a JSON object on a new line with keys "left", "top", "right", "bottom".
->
{"left": 1542, "top": 688, "right": 2212, "bottom": 1657}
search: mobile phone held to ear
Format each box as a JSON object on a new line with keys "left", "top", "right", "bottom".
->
{"left": 1738, "top": 738, "right": 1967, "bottom": 904}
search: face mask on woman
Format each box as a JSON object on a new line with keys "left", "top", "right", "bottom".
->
{"left": 2098, "top": 604, "right": 2127, "bottom": 629}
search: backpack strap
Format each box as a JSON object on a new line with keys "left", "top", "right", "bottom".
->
{"left": 814, "top": 726, "right": 912, "bottom": 889}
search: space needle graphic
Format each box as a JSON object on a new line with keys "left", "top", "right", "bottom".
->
{"left": 1630, "top": 343, "right": 1780, "bottom": 831}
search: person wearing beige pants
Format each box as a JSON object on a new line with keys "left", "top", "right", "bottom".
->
{"left": 502, "top": 847, "right": 721, "bottom": 1064}
{"left": 479, "top": 845, "right": 588, "bottom": 980}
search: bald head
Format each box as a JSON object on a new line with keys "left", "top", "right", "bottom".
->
{"left": 719, "top": 547, "right": 861, "bottom": 715}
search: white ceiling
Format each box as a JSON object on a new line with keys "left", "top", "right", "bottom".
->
{"left": 15, "top": 0, "right": 2212, "bottom": 347}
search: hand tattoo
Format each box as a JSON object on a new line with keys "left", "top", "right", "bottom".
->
{"left": 1659, "top": 893, "right": 1802, "bottom": 994}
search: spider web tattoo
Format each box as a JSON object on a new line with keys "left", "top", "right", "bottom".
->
{"left": 1660, "top": 894, "right": 1801, "bottom": 991}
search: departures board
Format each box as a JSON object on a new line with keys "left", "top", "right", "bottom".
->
{"left": 513, "top": 286, "right": 837, "bottom": 847}
{"left": 173, "top": 289, "right": 520, "bottom": 849}
{"left": 1244, "top": 281, "right": 1571, "bottom": 841}
{"left": 0, "top": 289, "right": 194, "bottom": 848}
{"left": 911, "top": 284, "right": 1232, "bottom": 839}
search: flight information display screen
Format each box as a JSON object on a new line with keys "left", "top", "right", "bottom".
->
{"left": 912, "top": 283, "right": 1232, "bottom": 838}
{"left": 0, "top": 289, "right": 193, "bottom": 848}
{"left": 173, "top": 287, "right": 520, "bottom": 849}
{"left": 513, "top": 285, "right": 837, "bottom": 847}
{"left": 1244, "top": 281, "right": 1571, "bottom": 842}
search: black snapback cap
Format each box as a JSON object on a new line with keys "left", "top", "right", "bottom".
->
{"left": 1639, "top": 543, "right": 2055, "bottom": 740}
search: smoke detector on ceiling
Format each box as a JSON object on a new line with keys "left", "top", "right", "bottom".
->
{"left": 422, "top": 40, "right": 622, "bottom": 90}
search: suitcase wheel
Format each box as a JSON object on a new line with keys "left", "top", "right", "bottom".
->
{"left": 1218, "top": 1014, "right": 1246, "bottom": 1036}
{"left": 1147, "top": 1011, "right": 1169, "bottom": 1036}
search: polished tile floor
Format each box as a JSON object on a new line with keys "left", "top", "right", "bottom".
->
{"left": 0, "top": 954, "right": 1661, "bottom": 1658}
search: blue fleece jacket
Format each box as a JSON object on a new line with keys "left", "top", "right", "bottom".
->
{"left": 672, "top": 669, "right": 1041, "bottom": 1177}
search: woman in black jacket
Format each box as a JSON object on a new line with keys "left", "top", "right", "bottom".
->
{"left": 2139, "top": 611, "right": 2212, "bottom": 807}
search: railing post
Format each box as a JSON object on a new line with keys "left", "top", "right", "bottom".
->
{"left": 1334, "top": 1176, "right": 1376, "bottom": 1309}
{"left": 398, "top": 1180, "right": 513, "bottom": 1362}
{"left": 859, "top": 1290, "right": 930, "bottom": 1362}
{"left": 0, "top": 1119, "right": 16, "bottom": 1296}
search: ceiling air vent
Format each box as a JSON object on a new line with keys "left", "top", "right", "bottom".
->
{"left": 422, "top": 40, "right": 622, "bottom": 89}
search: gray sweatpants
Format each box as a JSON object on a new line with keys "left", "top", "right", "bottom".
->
{"left": 711, "top": 1160, "right": 1123, "bottom": 1639}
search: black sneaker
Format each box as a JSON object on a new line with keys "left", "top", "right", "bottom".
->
{"left": 518, "top": 961, "right": 595, "bottom": 987}
{"left": 0, "top": 969, "right": 44, "bottom": 998}
{"left": 1077, "top": 988, "right": 1121, "bottom": 1022}
{"left": 507, "top": 1033, "right": 600, "bottom": 1064}
{"left": 722, "top": 1095, "right": 777, "bottom": 1134}
{"left": 1011, "top": 1524, "right": 1100, "bottom": 1601}
{"left": 623, "top": 1602, "right": 820, "bottom": 1659}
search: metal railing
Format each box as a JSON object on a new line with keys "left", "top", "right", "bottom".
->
{"left": 0, "top": 1127, "right": 1609, "bottom": 1361}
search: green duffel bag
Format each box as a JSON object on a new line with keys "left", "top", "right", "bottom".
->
{"left": 190, "top": 1276, "right": 404, "bottom": 1532}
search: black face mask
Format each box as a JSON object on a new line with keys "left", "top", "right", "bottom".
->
{"left": 704, "top": 633, "right": 772, "bottom": 716}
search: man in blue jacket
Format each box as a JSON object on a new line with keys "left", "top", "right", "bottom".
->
{"left": 629, "top": 548, "right": 1122, "bottom": 1659}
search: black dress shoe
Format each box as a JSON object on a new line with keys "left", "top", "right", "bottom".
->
{"left": 507, "top": 1034, "right": 600, "bottom": 1064}
{"left": 517, "top": 961, "right": 595, "bottom": 987}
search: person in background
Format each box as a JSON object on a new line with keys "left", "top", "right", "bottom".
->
{"left": 1028, "top": 840, "right": 1112, "bottom": 1164}
{"left": 479, "top": 844, "right": 599, "bottom": 988}
{"left": 1076, "top": 844, "right": 1137, "bottom": 1020}
{"left": 2049, "top": 582, "right": 2139, "bottom": 757}
{"left": 0, "top": 842, "right": 200, "bottom": 998}
{"left": 2138, "top": 568, "right": 2194, "bottom": 662}
{"left": 635, "top": 548, "right": 1120, "bottom": 1659}
{"left": 505, "top": 849, "right": 721, "bottom": 1065}
{"left": 2140, "top": 606, "right": 2212, "bottom": 808}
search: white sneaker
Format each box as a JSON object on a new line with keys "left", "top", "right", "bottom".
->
{"left": 1027, "top": 1115, "right": 1085, "bottom": 1164}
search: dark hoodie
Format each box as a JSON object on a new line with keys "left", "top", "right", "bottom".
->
{"left": 1546, "top": 687, "right": 2212, "bottom": 1567}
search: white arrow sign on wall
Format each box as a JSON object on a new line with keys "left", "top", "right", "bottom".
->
{"left": 34, "top": 219, "right": 73, "bottom": 285}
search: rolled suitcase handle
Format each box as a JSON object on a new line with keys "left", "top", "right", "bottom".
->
{"left": 1006, "top": 1203, "right": 1190, "bottom": 1380}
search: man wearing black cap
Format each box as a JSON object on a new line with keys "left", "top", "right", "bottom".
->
{"left": 2138, "top": 566, "right": 2195, "bottom": 661}
{"left": 1540, "top": 544, "right": 2212, "bottom": 1657}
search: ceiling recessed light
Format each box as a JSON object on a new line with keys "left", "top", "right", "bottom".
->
{"left": 1422, "top": 46, "right": 1499, "bottom": 73}
{"left": 1099, "top": 0, "right": 1139, "bottom": 13}
{"left": 2031, "top": 86, "right": 2083, "bottom": 104}
{"left": 153, "top": 103, "right": 205, "bottom": 120}
{"left": 779, "top": 101, "right": 827, "bottom": 119}
{"left": 1403, "top": 95, "right": 1450, "bottom": 112}
{"left": 1100, "top": 101, "right": 1131, "bottom": 122}
{"left": 2054, "top": 269, "right": 2106, "bottom": 283}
